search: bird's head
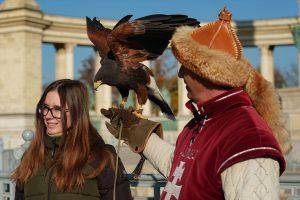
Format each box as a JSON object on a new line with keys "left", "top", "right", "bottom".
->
{"left": 94, "top": 58, "right": 120, "bottom": 90}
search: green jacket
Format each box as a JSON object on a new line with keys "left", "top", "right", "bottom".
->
{"left": 15, "top": 134, "right": 132, "bottom": 200}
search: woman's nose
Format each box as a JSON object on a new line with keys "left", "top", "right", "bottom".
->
{"left": 45, "top": 110, "right": 53, "bottom": 119}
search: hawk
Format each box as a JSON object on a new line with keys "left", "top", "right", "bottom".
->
{"left": 86, "top": 14, "right": 200, "bottom": 120}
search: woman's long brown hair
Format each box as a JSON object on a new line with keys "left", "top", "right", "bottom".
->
{"left": 11, "top": 79, "right": 114, "bottom": 191}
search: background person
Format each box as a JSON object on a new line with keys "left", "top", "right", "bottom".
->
{"left": 11, "top": 79, "right": 132, "bottom": 200}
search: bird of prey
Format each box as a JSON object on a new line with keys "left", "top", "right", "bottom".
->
{"left": 86, "top": 14, "right": 200, "bottom": 120}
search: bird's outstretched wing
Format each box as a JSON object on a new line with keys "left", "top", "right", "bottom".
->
{"left": 87, "top": 14, "right": 200, "bottom": 64}
{"left": 113, "top": 15, "right": 133, "bottom": 30}
{"left": 86, "top": 17, "right": 112, "bottom": 58}
{"left": 110, "top": 14, "right": 200, "bottom": 63}
{"left": 127, "top": 14, "right": 199, "bottom": 57}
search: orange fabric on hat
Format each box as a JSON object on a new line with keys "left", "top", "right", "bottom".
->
{"left": 191, "top": 7, "right": 242, "bottom": 60}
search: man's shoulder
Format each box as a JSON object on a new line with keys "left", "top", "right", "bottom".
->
{"left": 221, "top": 105, "right": 271, "bottom": 132}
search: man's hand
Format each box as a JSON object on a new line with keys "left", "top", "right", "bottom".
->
{"left": 101, "top": 107, "right": 163, "bottom": 153}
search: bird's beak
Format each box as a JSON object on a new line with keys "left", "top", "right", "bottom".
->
{"left": 94, "top": 81, "right": 103, "bottom": 91}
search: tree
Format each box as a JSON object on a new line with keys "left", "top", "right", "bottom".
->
{"left": 78, "top": 55, "right": 96, "bottom": 88}
{"left": 283, "top": 63, "right": 298, "bottom": 87}
{"left": 257, "top": 64, "right": 297, "bottom": 88}
{"left": 78, "top": 55, "right": 96, "bottom": 110}
{"left": 273, "top": 63, "right": 298, "bottom": 88}
{"left": 274, "top": 68, "right": 287, "bottom": 88}
{"left": 151, "top": 50, "right": 178, "bottom": 115}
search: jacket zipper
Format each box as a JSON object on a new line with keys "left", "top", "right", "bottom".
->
{"left": 190, "top": 115, "right": 207, "bottom": 146}
{"left": 48, "top": 138, "right": 57, "bottom": 200}
{"left": 48, "top": 178, "right": 52, "bottom": 200}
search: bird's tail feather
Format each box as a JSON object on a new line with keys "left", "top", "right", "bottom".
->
{"left": 146, "top": 76, "right": 176, "bottom": 121}
{"left": 148, "top": 94, "right": 176, "bottom": 121}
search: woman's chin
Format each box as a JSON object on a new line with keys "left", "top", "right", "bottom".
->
{"left": 47, "top": 129, "right": 62, "bottom": 136}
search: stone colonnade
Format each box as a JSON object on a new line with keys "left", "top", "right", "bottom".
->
{"left": 0, "top": 0, "right": 298, "bottom": 116}
{"left": 0, "top": 0, "right": 300, "bottom": 149}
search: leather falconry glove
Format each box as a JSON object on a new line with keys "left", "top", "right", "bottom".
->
{"left": 101, "top": 107, "right": 163, "bottom": 153}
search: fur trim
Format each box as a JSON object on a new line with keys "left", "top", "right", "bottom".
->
{"left": 171, "top": 26, "right": 251, "bottom": 87}
{"left": 245, "top": 70, "right": 292, "bottom": 154}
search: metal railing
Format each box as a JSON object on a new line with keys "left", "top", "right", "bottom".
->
{"left": 280, "top": 175, "right": 300, "bottom": 199}
{"left": 128, "top": 174, "right": 166, "bottom": 200}
{"left": 1, "top": 130, "right": 300, "bottom": 199}
{"left": 1, "top": 173, "right": 300, "bottom": 200}
{"left": 0, "top": 172, "right": 15, "bottom": 200}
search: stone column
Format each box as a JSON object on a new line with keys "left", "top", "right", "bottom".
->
{"left": 0, "top": 0, "right": 39, "bottom": 10}
{"left": 298, "top": 52, "right": 300, "bottom": 86}
{"left": 55, "top": 43, "right": 76, "bottom": 80}
{"left": 0, "top": 0, "right": 48, "bottom": 114}
{"left": 143, "top": 100, "right": 152, "bottom": 117}
{"left": 177, "top": 62, "right": 190, "bottom": 116}
{"left": 142, "top": 61, "right": 152, "bottom": 117}
{"left": 93, "top": 52, "right": 112, "bottom": 115}
{"left": 260, "top": 45, "right": 275, "bottom": 83}
{"left": 0, "top": 0, "right": 49, "bottom": 148}
{"left": 0, "top": 139, "right": 3, "bottom": 171}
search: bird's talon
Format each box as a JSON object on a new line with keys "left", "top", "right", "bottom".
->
{"left": 133, "top": 111, "right": 145, "bottom": 119}
{"left": 119, "top": 100, "right": 126, "bottom": 108}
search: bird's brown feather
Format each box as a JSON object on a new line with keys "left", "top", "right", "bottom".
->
{"left": 136, "top": 84, "right": 148, "bottom": 105}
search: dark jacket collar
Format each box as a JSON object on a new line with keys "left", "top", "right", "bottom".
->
{"left": 186, "top": 87, "right": 252, "bottom": 118}
{"left": 43, "top": 133, "right": 62, "bottom": 149}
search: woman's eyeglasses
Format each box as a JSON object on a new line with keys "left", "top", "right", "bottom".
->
{"left": 39, "top": 105, "right": 69, "bottom": 119}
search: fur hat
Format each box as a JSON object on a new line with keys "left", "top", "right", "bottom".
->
{"left": 171, "top": 7, "right": 292, "bottom": 153}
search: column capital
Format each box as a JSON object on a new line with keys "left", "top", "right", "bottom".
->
{"left": 65, "top": 43, "right": 76, "bottom": 49}
{"left": 258, "top": 44, "right": 274, "bottom": 51}
{"left": 54, "top": 43, "right": 64, "bottom": 50}
{"left": 0, "top": 0, "right": 40, "bottom": 11}
{"left": 54, "top": 43, "right": 76, "bottom": 50}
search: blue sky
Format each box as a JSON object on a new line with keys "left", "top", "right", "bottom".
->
{"left": 1, "top": 0, "right": 298, "bottom": 84}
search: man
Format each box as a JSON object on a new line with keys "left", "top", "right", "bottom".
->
{"left": 101, "top": 8, "right": 291, "bottom": 199}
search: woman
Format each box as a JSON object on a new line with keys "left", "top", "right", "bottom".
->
{"left": 11, "top": 79, "right": 132, "bottom": 200}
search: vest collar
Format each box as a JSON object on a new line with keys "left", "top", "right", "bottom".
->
{"left": 186, "top": 87, "right": 252, "bottom": 118}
